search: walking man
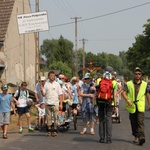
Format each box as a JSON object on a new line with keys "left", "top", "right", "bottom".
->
{"left": 97, "top": 67, "right": 118, "bottom": 143}
{"left": 122, "top": 67, "right": 150, "bottom": 145}
{"left": 40, "top": 71, "right": 63, "bottom": 136}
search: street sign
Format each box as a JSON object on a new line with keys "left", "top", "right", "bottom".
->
{"left": 17, "top": 11, "right": 49, "bottom": 34}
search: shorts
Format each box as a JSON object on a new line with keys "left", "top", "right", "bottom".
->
{"left": 0, "top": 112, "right": 10, "bottom": 125}
{"left": 17, "top": 106, "right": 29, "bottom": 115}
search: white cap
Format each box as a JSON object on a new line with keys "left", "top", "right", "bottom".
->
{"left": 84, "top": 73, "right": 90, "bottom": 79}
{"left": 40, "top": 76, "right": 46, "bottom": 81}
{"left": 40, "top": 101, "right": 45, "bottom": 105}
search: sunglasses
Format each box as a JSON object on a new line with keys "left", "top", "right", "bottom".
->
{"left": 135, "top": 73, "right": 141, "bottom": 75}
{"left": 59, "top": 78, "right": 64, "bottom": 79}
{"left": 85, "top": 78, "right": 90, "bottom": 80}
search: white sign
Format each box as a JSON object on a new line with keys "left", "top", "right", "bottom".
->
{"left": 17, "top": 11, "right": 49, "bottom": 34}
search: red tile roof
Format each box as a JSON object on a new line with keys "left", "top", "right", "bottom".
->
{"left": 0, "top": 0, "right": 14, "bottom": 42}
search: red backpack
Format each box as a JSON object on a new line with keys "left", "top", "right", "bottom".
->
{"left": 97, "top": 78, "right": 113, "bottom": 102}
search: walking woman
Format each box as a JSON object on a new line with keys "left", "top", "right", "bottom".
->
{"left": 80, "top": 74, "right": 96, "bottom": 135}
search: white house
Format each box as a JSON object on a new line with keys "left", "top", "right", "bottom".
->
{"left": 0, "top": 0, "right": 37, "bottom": 91}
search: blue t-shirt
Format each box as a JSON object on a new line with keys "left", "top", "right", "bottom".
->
{"left": 0, "top": 93, "right": 12, "bottom": 112}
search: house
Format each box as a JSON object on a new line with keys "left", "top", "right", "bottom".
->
{"left": 0, "top": 0, "right": 36, "bottom": 91}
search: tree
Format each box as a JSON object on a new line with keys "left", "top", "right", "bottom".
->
{"left": 40, "top": 36, "right": 74, "bottom": 76}
{"left": 40, "top": 35, "right": 73, "bottom": 67}
{"left": 50, "top": 61, "right": 72, "bottom": 78}
{"left": 126, "top": 19, "right": 150, "bottom": 75}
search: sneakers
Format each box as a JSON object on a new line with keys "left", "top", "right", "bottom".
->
{"left": 139, "top": 138, "right": 145, "bottom": 146}
{"left": 28, "top": 127, "right": 34, "bottom": 132}
{"left": 19, "top": 128, "right": 23, "bottom": 134}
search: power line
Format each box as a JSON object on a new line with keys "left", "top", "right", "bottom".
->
{"left": 89, "top": 38, "right": 134, "bottom": 42}
{"left": 50, "top": 2, "right": 150, "bottom": 28}
{"left": 66, "top": 0, "right": 80, "bottom": 16}
{"left": 53, "top": 0, "right": 71, "bottom": 18}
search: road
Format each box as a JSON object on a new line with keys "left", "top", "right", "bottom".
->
{"left": 0, "top": 100, "right": 150, "bottom": 150}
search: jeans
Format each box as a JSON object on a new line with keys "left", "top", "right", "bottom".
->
{"left": 98, "top": 102, "right": 112, "bottom": 140}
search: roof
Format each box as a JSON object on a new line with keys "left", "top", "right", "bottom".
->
{"left": 0, "top": 0, "right": 15, "bottom": 42}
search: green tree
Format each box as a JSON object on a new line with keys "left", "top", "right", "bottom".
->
{"left": 50, "top": 61, "right": 72, "bottom": 78}
{"left": 40, "top": 35, "right": 73, "bottom": 67}
{"left": 126, "top": 19, "right": 150, "bottom": 75}
{"left": 40, "top": 36, "right": 74, "bottom": 76}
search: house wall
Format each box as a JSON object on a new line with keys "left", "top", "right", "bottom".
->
{"left": 0, "top": 0, "right": 36, "bottom": 90}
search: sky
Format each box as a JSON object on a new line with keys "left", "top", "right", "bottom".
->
{"left": 30, "top": 0, "right": 150, "bottom": 55}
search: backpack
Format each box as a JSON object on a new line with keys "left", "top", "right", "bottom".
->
{"left": 97, "top": 78, "right": 113, "bottom": 102}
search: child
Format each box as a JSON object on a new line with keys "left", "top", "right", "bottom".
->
{"left": 35, "top": 102, "right": 46, "bottom": 129}
{"left": 0, "top": 84, "right": 16, "bottom": 139}
{"left": 13, "top": 82, "right": 34, "bottom": 133}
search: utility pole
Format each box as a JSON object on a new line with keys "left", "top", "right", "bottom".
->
{"left": 23, "top": 0, "right": 26, "bottom": 81}
{"left": 35, "top": 0, "right": 40, "bottom": 83}
{"left": 80, "top": 38, "right": 87, "bottom": 76}
{"left": 71, "top": 17, "right": 81, "bottom": 76}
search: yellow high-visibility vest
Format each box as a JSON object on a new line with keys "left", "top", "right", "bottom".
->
{"left": 126, "top": 80, "right": 147, "bottom": 113}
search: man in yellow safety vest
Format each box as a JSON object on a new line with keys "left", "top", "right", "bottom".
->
{"left": 122, "top": 67, "right": 150, "bottom": 146}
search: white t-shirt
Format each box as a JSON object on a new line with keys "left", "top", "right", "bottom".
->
{"left": 38, "top": 107, "right": 46, "bottom": 116}
{"left": 14, "top": 89, "right": 29, "bottom": 107}
{"left": 34, "top": 82, "right": 45, "bottom": 103}
{"left": 43, "top": 81, "right": 62, "bottom": 105}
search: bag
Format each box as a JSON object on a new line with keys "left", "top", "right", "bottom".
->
{"left": 97, "top": 78, "right": 113, "bottom": 102}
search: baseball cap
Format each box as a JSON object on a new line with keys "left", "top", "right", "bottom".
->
{"left": 40, "top": 76, "right": 46, "bottom": 81}
{"left": 40, "top": 101, "right": 45, "bottom": 105}
{"left": 1, "top": 84, "right": 8, "bottom": 90}
{"left": 111, "top": 71, "right": 117, "bottom": 76}
{"left": 84, "top": 73, "right": 90, "bottom": 79}
{"left": 134, "top": 67, "right": 142, "bottom": 73}
{"left": 105, "top": 66, "right": 114, "bottom": 73}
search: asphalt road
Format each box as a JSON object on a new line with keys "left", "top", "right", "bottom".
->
{"left": 0, "top": 100, "right": 150, "bottom": 150}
